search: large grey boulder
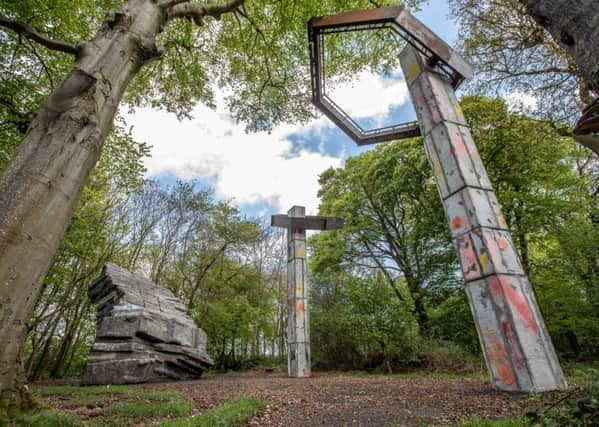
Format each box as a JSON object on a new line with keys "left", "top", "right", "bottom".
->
{"left": 83, "top": 263, "right": 213, "bottom": 384}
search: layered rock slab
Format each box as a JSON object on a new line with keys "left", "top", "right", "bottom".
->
{"left": 83, "top": 263, "right": 212, "bottom": 385}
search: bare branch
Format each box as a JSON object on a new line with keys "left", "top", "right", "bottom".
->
{"left": 167, "top": 0, "right": 245, "bottom": 25}
{"left": 26, "top": 39, "right": 55, "bottom": 90}
{"left": 0, "top": 17, "right": 78, "bottom": 55}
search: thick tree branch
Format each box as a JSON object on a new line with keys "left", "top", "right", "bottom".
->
{"left": 0, "top": 17, "right": 78, "bottom": 55}
{"left": 167, "top": 0, "right": 245, "bottom": 25}
{"left": 159, "top": 0, "right": 189, "bottom": 8}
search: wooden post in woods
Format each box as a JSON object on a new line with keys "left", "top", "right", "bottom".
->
{"left": 272, "top": 206, "right": 343, "bottom": 378}
{"left": 399, "top": 46, "right": 567, "bottom": 392}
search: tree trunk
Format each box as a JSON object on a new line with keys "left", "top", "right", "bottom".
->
{"left": 522, "top": 0, "right": 599, "bottom": 93}
{"left": 0, "top": 0, "right": 163, "bottom": 412}
{"left": 408, "top": 283, "right": 428, "bottom": 335}
{"left": 521, "top": 1, "right": 599, "bottom": 154}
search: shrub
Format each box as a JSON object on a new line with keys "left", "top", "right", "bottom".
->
{"left": 415, "top": 339, "right": 483, "bottom": 374}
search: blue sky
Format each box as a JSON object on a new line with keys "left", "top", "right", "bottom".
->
{"left": 125, "top": 0, "right": 458, "bottom": 219}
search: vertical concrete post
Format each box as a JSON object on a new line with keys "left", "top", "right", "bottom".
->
{"left": 286, "top": 206, "right": 310, "bottom": 378}
{"left": 399, "top": 46, "right": 567, "bottom": 392}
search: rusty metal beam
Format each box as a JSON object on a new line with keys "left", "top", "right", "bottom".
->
{"left": 309, "top": 6, "right": 404, "bottom": 29}
{"left": 271, "top": 214, "right": 344, "bottom": 231}
{"left": 308, "top": 6, "right": 474, "bottom": 146}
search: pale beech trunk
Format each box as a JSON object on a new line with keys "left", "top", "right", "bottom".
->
{"left": 521, "top": 0, "right": 599, "bottom": 155}
{"left": 0, "top": 0, "right": 164, "bottom": 409}
{"left": 522, "top": 0, "right": 599, "bottom": 94}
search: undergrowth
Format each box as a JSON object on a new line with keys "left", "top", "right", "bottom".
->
{"left": 458, "top": 367, "right": 599, "bottom": 426}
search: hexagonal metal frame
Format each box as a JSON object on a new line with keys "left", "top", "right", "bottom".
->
{"left": 308, "top": 6, "right": 473, "bottom": 145}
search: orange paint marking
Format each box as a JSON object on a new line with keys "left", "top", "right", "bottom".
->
{"left": 296, "top": 302, "right": 305, "bottom": 315}
{"left": 451, "top": 216, "right": 464, "bottom": 231}
{"left": 454, "top": 139, "right": 467, "bottom": 154}
{"left": 483, "top": 329, "right": 517, "bottom": 389}
{"left": 497, "top": 239, "right": 509, "bottom": 251}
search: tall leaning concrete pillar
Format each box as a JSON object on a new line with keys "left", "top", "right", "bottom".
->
{"left": 399, "top": 46, "right": 567, "bottom": 392}
{"left": 286, "top": 206, "right": 310, "bottom": 378}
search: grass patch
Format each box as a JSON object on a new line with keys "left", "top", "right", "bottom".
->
{"left": 86, "top": 418, "right": 133, "bottom": 427}
{"left": 109, "top": 400, "right": 193, "bottom": 418}
{"left": 35, "top": 384, "right": 193, "bottom": 422}
{"left": 35, "top": 385, "right": 131, "bottom": 397}
{"left": 127, "top": 390, "right": 182, "bottom": 401}
{"left": 36, "top": 385, "right": 182, "bottom": 402}
{"left": 458, "top": 417, "right": 529, "bottom": 427}
{"left": 4, "top": 410, "right": 84, "bottom": 426}
{"left": 65, "top": 394, "right": 110, "bottom": 406}
{"left": 161, "top": 397, "right": 266, "bottom": 427}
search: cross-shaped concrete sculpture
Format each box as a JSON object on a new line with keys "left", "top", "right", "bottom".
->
{"left": 272, "top": 206, "right": 344, "bottom": 378}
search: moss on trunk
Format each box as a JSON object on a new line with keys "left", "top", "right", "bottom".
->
{"left": 0, "top": 386, "right": 38, "bottom": 418}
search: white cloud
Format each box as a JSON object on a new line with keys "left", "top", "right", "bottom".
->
{"left": 122, "top": 71, "right": 411, "bottom": 216}
{"left": 122, "top": 102, "right": 342, "bottom": 216}
{"left": 327, "top": 71, "right": 409, "bottom": 120}
{"left": 506, "top": 91, "right": 539, "bottom": 113}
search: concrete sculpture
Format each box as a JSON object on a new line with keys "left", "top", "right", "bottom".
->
{"left": 272, "top": 206, "right": 343, "bottom": 378}
{"left": 83, "top": 263, "right": 212, "bottom": 385}
{"left": 308, "top": 7, "right": 567, "bottom": 392}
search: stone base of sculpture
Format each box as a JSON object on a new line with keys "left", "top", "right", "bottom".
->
{"left": 83, "top": 263, "right": 213, "bottom": 385}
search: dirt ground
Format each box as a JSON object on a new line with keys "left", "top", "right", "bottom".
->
{"left": 140, "top": 371, "right": 525, "bottom": 426}
{"left": 37, "top": 371, "right": 527, "bottom": 426}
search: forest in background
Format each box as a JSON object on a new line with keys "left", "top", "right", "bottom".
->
{"left": 0, "top": 95, "right": 595, "bottom": 381}
{"left": 0, "top": 0, "right": 597, "bottom": 382}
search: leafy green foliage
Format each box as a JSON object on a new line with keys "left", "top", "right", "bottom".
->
{"left": 519, "top": 368, "right": 599, "bottom": 426}
{"left": 313, "top": 138, "right": 460, "bottom": 334}
{"left": 211, "top": 0, "right": 423, "bottom": 131}
{"left": 0, "top": 0, "right": 122, "bottom": 170}
{"left": 0, "top": 0, "right": 426, "bottom": 141}
{"left": 428, "top": 294, "right": 480, "bottom": 355}
{"left": 458, "top": 417, "right": 529, "bottom": 427}
{"left": 311, "top": 271, "right": 420, "bottom": 371}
